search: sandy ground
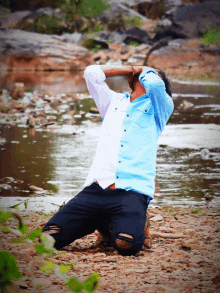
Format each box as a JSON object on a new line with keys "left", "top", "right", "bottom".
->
{"left": 1, "top": 205, "right": 220, "bottom": 293}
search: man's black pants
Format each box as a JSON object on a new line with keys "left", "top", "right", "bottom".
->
{"left": 43, "top": 183, "right": 150, "bottom": 256}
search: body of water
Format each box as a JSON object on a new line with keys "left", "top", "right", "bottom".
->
{"left": 0, "top": 73, "right": 220, "bottom": 211}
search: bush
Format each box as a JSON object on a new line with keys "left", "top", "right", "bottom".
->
{"left": 200, "top": 27, "right": 220, "bottom": 45}
{"left": 82, "top": 37, "right": 102, "bottom": 51}
{"left": 35, "top": 14, "right": 68, "bottom": 35}
{"left": 124, "top": 16, "right": 142, "bottom": 28}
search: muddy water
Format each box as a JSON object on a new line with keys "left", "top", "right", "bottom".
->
{"left": 0, "top": 74, "right": 220, "bottom": 211}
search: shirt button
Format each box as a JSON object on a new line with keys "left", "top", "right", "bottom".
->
{"left": 121, "top": 145, "right": 123, "bottom": 147}
{"left": 145, "top": 109, "right": 147, "bottom": 112}
{"left": 124, "top": 129, "right": 126, "bottom": 132}
{"left": 127, "top": 114, "right": 129, "bottom": 117}
{"left": 119, "top": 161, "right": 121, "bottom": 163}
{"left": 115, "top": 108, "right": 117, "bottom": 110}
{"left": 116, "top": 176, "right": 119, "bottom": 179}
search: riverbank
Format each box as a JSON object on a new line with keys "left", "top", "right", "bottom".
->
{"left": 1, "top": 205, "right": 220, "bottom": 292}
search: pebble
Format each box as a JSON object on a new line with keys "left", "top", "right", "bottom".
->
{"left": 29, "top": 185, "right": 44, "bottom": 191}
{"left": 10, "top": 250, "right": 32, "bottom": 262}
{"left": 151, "top": 214, "right": 163, "bottom": 221}
{"left": 33, "top": 277, "right": 52, "bottom": 287}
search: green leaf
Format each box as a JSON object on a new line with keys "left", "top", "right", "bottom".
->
{"left": 83, "top": 272, "right": 100, "bottom": 292}
{"left": 0, "top": 251, "right": 22, "bottom": 289}
{"left": 19, "top": 224, "right": 28, "bottom": 234}
{"left": 0, "top": 210, "right": 12, "bottom": 224}
{"left": 1, "top": 226, "right": 11, "bottom": 233}
{"left": 34, "top": 244, "right": 49, "bottom": 255}
{"left": 67, "top": 277, "right": 84, "bottom": 292}
{"left": 67, "top": 272, "right": 100, "bottom": 293}
{"left": 59, "top": 264, "right": 71, "bottom": 274}
{"left": 28, "top": 228, "right": 42, "bottom": 241}
{"left": 12, "top": 204, "right": 19, "bottom": 209}
{"left": 1, "top": 226, "right": 22, "bottom": 236}
{"left": 40, "top": 261, "right": 56, "bottom": 273}
{"left": 24, "top": 201, "right": 28, "bottom": 209}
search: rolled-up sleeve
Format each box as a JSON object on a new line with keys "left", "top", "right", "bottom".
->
{"left": 84, "top": 65, "right": 116, "bottom": 119}
{"left": 139, "top": 70, "right": 174, "bottom": 132}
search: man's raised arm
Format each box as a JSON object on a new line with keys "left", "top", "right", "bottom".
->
{"left": 84, "top": 65, "right": 134, "bottom": 120}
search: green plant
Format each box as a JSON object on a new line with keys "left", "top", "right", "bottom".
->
{"left": 54, "top": 0, "right": 109, "bottom": 32}
{"left": 193, "top": 210, "right": 202, "bottom": 214}
{"left": 0, "top": 0, "right": 10, "bottom": 8}
{"left": 0, "top": 209, "right": 100, "bottom": 292}
{"left": 82, "top": 37, "right": 102, "bottom": 51}
{"left": 0, "top": 251, "right": 21, "bottom": 291}
{"left": 35, "top": 14, "right": 67, "bottom": 35}
{"left": 127, "top": 40, "right": 140, "bottom": 47}
{"left": 124, "top": 16, "right": 142, "bottom": 28}
{"left": 200, "top": 27, "right": 220, "bottom": 45}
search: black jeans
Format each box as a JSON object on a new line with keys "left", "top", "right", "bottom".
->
{"left": 43, "top": 183, "right": 150, "bottom": 256}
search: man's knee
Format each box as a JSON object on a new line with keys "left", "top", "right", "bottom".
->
{"left": 43, "top": 225, "right": 61, "bottom": 235}
{"left": 115, "top": 233, "right": 134, "bottom": 251}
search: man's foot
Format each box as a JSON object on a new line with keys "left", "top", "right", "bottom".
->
{"left": 144, "top": 212, "right": 152, "bottom": 249}
{"left": 95, "top": 230, "right": 112, "bottom": 247}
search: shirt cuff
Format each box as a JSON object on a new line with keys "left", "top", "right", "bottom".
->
{"left": 139, "top": 69, "right": 157, "bottom": 81}
{"left": 84, "top": 65, "right": 106, "bottom": 83}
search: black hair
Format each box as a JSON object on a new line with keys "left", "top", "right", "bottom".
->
{"left": 131, "top": 72, "right": 142, "bottom": 93}
{"left": 131, "top": 69, "right": 172, "bottom": 98}
{"left": 157, "top": 69, "right": 172, "bottom": 98}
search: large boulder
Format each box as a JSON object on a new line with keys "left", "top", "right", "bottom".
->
{"left": 172, "top": 0, "right": 220, "bottom": 38}
{"left": 154, "top": 0, "right": 220, "bottom": 40}
{"left": 0, "top": 28, "right": 92, "bottom": 73}
{"left": 98, "top": 1, "right": 151, "bottom": 23}
{"left": 0, "top": 10, "right": 32, "bottom": 28}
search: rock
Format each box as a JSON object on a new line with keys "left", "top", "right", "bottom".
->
{"left": 157, "top": 18, "right": 172, "bottom": 28}
{"left": 172, "top": 0, "right": 220, "bottom": 38}
{"left": 204, "top": 192, "right": 213, "bottom": 200}
{"left": 11, "top": 250, "right": 32, "bottom": 262}
{"left": 33, "top": 277, "right": 52, "bottom": 287}
{"left": 0, "top": 10, "right": 32, "bottom": 28}
{"left": 98, "top": 1, "right": 150, "bottom": 23}
{"left": 120, "top": 46, "right": 129, "bottom": 55}
{"left": 132, "top": 0, "right": 166, "bottom": 20}
{"left": 62, "top": 32, "right": 83, "bottom": 44}
{"left": 20, "top": 248, "right": 36, "bottom": 256}
{"left": 201, "top": 149, "right": 210, "bottom": 160}
{"left": 0, "top": 6, "right": 11, "bottom": 14}
{"left": 151, "top": 214, "right": 163, "bottom": 222}
{"left": 29, "top": 185, "right": 44, "bottom": 191}
{"left": 21, "top": 95, "right": 31, "bottom": 104}
{"left": 90, "top": 107, "right": 99, "bottom": 114}
{"left": 11, "top": 83, "right": 25, "bottom": 99}
{"left": 165, "top": 0, "right": 183, "bottom": 12}
{"left": 36, "top": 7, "right": 63, "bottom": 18}
{"left": 168, "top": 38, "right": 185, "bottom": 48}
{"left": 26, "top": 116, "right": 36, "bottom": 128}
{"left": 180, "top": 100, "right": 194, "bottom": 110}
{"left": 0, "top": 29, "right": 92, "bottom": 72}
{"left": 125, "top": 26, "right": 150, "bottom": 43}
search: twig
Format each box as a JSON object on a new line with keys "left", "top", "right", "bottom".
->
{"left": 143, "top": 38, "right": 171, "bottom": 66}
{"left": 151, "top": 232, "right": 188, "bottom": 239}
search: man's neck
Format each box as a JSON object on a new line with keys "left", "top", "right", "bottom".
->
{"left": 130, "top": 86, "right": 147, "bottom": 102}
